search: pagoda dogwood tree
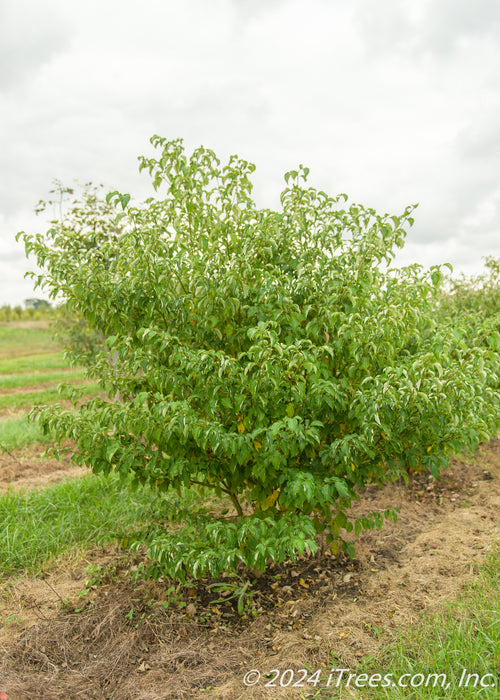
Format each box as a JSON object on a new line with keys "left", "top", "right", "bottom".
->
{"left": 19, "top": 136, "right": 500, "bottom": 580}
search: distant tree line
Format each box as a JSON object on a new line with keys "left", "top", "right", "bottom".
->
{"left": 0, "top": 298, "right": 55, "bottom": 322}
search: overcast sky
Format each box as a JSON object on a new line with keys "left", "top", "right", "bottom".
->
{"left": 1, "top": 0, "right": 500, "bottom": 306}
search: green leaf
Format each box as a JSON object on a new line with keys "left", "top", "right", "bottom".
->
{"left": 431, "top": 270, "right": 442, "bottom": 286}
{"left": 119, "top": 193, "right": 131, "bottom": 209}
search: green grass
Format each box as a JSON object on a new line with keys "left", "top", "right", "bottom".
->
{"left": 0, "top": 383, "right": 102, "bottom": 411}
{"left": 0, "top": 323, "right": 97, "bottom": 443}
{"left": 0, "top": 473, "right": 172, "bottom": 576}
{"left": 329, "top": 548, "right": 500, "bottom": 700}
{"left": 0, "top": 415, "right": 53, "bottom": 450}
{"left": 0, "top": 351, "right": 67, "bottom": 373}
{"left": 0, "top": 325, "right": 55, "bottom": 352}
{"left": 0, "top": 368, "right": 86, "bottom": 390}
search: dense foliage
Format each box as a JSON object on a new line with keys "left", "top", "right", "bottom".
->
{"left": 18, "top": 137, "right": 500, "bottom": 581}
{"left": 439, "top": 256, "right": 500, "bottom": 320}
{"left": 436, "top": 257, "right": 500, "bottom": 405}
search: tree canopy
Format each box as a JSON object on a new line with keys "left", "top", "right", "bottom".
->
{"left": 18, "top": 136, "right": 500, "bottom": 581}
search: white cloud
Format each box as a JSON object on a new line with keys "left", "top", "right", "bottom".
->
{"left": 0, "top": 0, "right": 69, "bottom": 91}
{"left": 417, "top": 0, "right": 500, "bottom": 55}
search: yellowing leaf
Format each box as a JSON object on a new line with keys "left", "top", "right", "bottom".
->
{"left": 299, "top": 578, "right": 309, "bottom": 588}
{"left": 262, "top": 489, "right": 280, "bottom": 511}
{"left": 237, "top": 421, "right": 246, "bottom": 434}
{"left": 253, "top": 440, "right": 262, "bottom": 451}
{"left": 286, "top": 403, "right": 295, "bottom": 418}
{"left": 427, "top": 445, "right": 433, "bottom": 452}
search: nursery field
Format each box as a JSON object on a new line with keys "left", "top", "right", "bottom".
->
{"left": 0, "top": 321, "right": 498, "bottom": 699}
{"left": 0, "top": 322, "right": 100, "bottom": 464}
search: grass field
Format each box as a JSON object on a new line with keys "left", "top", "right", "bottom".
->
{"left": 0, "top": 367, "right": 87, "bottom": 390}
{"left": 0, "top": 321, "right": 498, "bottom": 699}
{"left": 0, "top": 322, "right": 177, "bottom": 576}
{"left": 0, "top": 382, "right": 101, "bottom": 411}
{"left": 0, "top": 472, "right": 173, "bottom": 576}
{"left": 0, "top": 414, "right": 53, "bottom": 450}
{"left": 0, "top": 323, "right": 58, "bottom": 358}
{"left": 0, "top": 323, "right": 100, "bottom": 444}
{"left": 0, "top": 351, "right": 67, "bottom": 373}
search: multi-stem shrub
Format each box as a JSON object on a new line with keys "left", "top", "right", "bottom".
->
{"left": 18, "top": 136, "right": 500, "bottom": 581}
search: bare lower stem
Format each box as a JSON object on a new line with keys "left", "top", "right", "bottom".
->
{"left": 227, "top": 490, "right": 244, "bottom": 518}
{"left": 189, "top": 478, "right": 245, "bottom": 518}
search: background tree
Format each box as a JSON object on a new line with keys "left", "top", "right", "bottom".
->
{"left": 24, "top": 298, "right": 52, "bottom": 311}
{"left": 436, "top": 256, "right": 500, "bottom": 396}
{"left": 18, "top": 136, "right": 500, "bottom": 582}
{"left": 0, "top": 305, "right": 13, "bottom": 322}
{"left": 30, "top": 181, "right": 121, "bottom": 365}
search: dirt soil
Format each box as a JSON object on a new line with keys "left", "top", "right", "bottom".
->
{"left": 0, "top": 440, "right": 499, "bottom": 700}
{"left": 0, "top": 442, "right": 88, "bottom": 492}
{"left": 0, "top": 322, "right": 51, "bottom": 330}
